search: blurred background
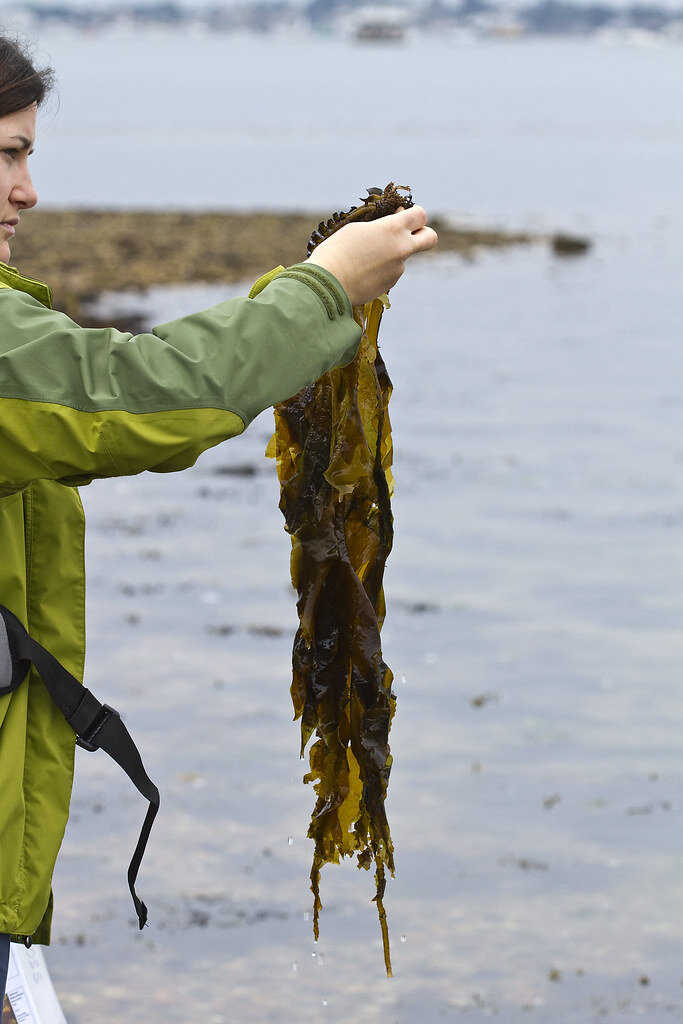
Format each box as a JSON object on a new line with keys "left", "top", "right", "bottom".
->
{"left": 1, "top": 1, "right": 682, "bottom": 1021}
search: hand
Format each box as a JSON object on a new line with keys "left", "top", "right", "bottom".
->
{"left": 306, "top": 205, "right": 438, "bottom": 307}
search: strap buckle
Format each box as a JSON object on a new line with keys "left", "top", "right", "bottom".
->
{"left": 76, "top": 703, "right": 120, "bottom": 752}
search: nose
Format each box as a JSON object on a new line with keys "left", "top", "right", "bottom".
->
{"left": 10, "top": 168, "right": 38, "bottom": 210}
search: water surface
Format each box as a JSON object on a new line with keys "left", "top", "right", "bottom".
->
{"left": 17, "top": 25, "right": 683, "bottom": 1023}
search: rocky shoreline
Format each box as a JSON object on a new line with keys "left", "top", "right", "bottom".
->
{"left": 9, "top": 209, "right": 523, "bottom": 314}
{"left": 10, "top": 209, "right": 586, "bottom": 325}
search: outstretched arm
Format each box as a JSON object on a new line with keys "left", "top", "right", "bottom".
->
{"left": 0, "top": 267, "right": 359, "bottom": 492}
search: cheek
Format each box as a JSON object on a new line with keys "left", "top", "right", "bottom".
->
{"left": 0, "top": 169, "right": 12, "bottom": 207}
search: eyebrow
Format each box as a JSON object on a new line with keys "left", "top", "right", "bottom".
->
{"left": 6, "top": 135, "right": 34, "bottom": 153}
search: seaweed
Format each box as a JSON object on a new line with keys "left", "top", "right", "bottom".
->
{"left": 266, "top": 185, "right": 411, "bottom": 976}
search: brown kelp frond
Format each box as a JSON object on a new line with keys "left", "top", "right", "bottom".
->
{"left": 267, "top": 185, "right": 409, "bottom": 977}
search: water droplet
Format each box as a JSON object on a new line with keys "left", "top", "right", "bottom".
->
{"left": 317, "top": 953, "right": 325, "bottom": 966}
{"left": 311, "top": 951, "right": 317, "bottom": 958}
{"left": 292, "top": 962, "right": 298, "bottom": 972}
{"left": 400, "top": 674, "right": 407, "bottom": 685}
{"left": 303, "top": 911, "right": 310, "bottom": 922}
{"left": 400, "top": 934, "right": 407, "bottom": 943}
{"left": 287, "top": 836, "right": 293, "bottom": 845}
{"left": 322, "top": 999, "right": 328, "bottom": 1007}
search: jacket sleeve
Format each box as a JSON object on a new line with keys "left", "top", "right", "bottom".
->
{"left": 0, "top": 264, "right": 360, "bottom": 492}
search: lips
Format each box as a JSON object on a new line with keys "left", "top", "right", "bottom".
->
{"left": 1, "top": 220, "right": 17, "bottom": 237}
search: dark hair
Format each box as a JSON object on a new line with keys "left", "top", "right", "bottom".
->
{"left": 0, "top": 35, "right": 54, "bottom": 119}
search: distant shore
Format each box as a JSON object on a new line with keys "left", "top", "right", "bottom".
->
{"left": 10, "top": 209, "right": 585, "bottom": 324}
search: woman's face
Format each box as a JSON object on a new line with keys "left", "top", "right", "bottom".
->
{"left": 0, "top": 104, "right": 38, "bottom": 264}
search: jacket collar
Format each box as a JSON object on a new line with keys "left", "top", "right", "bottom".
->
{"left": 0, "top": 262, "right": 53, "bottom": 308}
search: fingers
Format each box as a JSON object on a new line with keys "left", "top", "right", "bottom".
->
{"left": 391, "top": 205, "right": 438, "bottom": 254}
{"left": 411, "top": 223, "right": 439, "bottom": 254}
{"left": 397, "top": 205, "right": 428, "bottom": 230}
{"left": 405, "top": 207, "right": 438, "bottom": 252}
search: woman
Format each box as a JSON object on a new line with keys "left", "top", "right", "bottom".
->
{"left": 0, "top": 34, "right": 437, "bottom": 1001}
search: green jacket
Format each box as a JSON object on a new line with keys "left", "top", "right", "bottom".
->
{"left": 0, "top": 259, "right": 360, "bottom": 943}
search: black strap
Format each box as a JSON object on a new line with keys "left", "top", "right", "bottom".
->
{"left": 0, "top": 603, "right": 159, "bottom": 930}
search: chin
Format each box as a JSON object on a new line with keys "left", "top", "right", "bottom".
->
{"left": 0, "top": 243, "right": 10, "bottom": 264}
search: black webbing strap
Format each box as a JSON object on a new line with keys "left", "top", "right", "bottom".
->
{"left": 0, "top": 603, "right": 159, "bottom": 930}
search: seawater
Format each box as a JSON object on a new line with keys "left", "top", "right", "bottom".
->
{"left": 31, "top": 29, "right": 683, "bottom": 235}
{"left": 20, "top": 25, "right": 683, "bottom": 1024}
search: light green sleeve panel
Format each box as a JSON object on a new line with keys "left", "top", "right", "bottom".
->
{"left": 0, "top": 265, "right": 360, "bottom": 491}
{"left": 0, "top": 398, "right": 246, "bottom": 491}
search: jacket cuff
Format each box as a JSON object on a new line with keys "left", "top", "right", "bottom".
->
{"left": 253, "top": 263, "right": 353, "bottom": 321}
